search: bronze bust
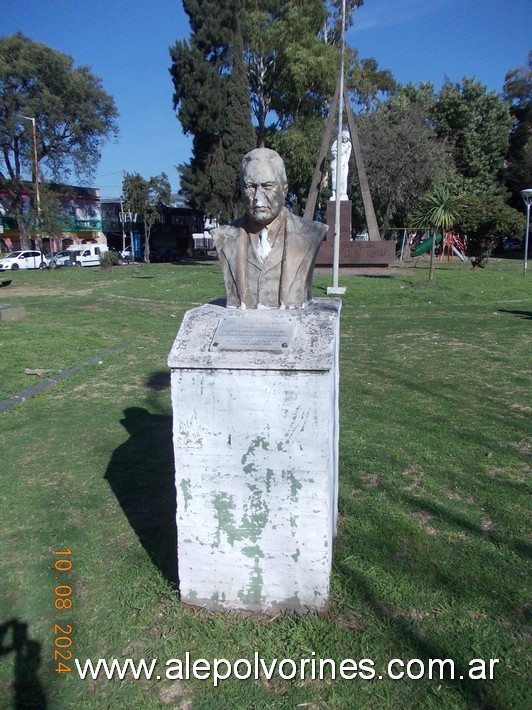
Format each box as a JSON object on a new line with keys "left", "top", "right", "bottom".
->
{"left": 211, "top": 148, "right": 327, "bottom": 309}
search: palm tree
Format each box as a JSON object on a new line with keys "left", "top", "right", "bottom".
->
{"left": 412, "top": 185, "right": 461, "bottom": 281}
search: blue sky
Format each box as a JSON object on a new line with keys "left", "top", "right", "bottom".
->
{"left": 3, "top": 0, "right": 530, "bottom": 197}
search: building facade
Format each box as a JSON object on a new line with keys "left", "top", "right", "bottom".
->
{"left": 1, "top": 185, "right": 207, "bottom": 260}
{"left": 0, "top": 184, "right": 104, "bottom": 253}
{"left": 101, "top": 199, "right": 205, "bottom": 260}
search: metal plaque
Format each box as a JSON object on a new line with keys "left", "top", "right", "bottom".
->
{"left": 210, "top": 316, "right": 295, "bottom": 352}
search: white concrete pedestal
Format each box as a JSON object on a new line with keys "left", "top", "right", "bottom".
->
{"left": 167, "top": 298, "right": 341, "bottom": 613}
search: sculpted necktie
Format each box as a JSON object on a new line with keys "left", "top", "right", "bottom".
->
{"left": 258, "top": 228, "right": 271, "bottom": 261}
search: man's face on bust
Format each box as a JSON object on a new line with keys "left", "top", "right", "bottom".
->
{"left": 241, "top": 158, "right": 287, "bottom": 227}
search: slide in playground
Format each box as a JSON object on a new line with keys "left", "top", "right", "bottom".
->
{"left": 452, "top": 245, "right": 467, "bottom": 261}
{"left": 411, "top": 232, "right": 442, "bottom": 257}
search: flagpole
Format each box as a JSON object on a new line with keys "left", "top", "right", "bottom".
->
{"left": 328, "top": 0, "right": 347, "bottom": 296}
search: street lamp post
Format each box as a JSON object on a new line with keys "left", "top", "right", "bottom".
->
{"left": 119, "top": 208, "right": 137, "bottom": 261}
{"left": 119, "top": 201, "right": 127, "bottom": 256}
{"left": 521, "top": 188, "right": 532, "bottom": 276}
{"left": 21, "top": 116, "right": 41, "bottom": 223}
{"left": 21, "top": 116, "right": 41, "bottom": 238}
{"left": 128, "top": 212, "right": 137, "bottom": 261}
{"left": 20, "top": 115, "right": 51, "bottom": 267}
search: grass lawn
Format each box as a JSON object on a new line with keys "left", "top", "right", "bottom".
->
{"left": 0, "top": 257, "right": 530, "bottom": 709}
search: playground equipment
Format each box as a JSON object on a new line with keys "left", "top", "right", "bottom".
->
{"left": 411, "top": 231, "right": 467, "bottom": 261}
{"left": 441, "top": 231, "right": 467, "bottom": 261}
{"left": 411, "top": 232, "right": 442, "bottom": 257}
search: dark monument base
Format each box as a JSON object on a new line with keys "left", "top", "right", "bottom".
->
{"left": 316, "top": 200, "right": 396, "bottom": 267}
{"left": 326, "top": 200, "right": 352, "bottom": 241}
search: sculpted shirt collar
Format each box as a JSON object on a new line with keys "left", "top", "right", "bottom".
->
{"left": 244, "top": 207, "right": 287, "bottom": 246}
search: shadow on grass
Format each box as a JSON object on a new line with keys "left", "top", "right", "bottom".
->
{"left": 498, "top": 309, "right": 532, "bottom": 320}
{"left": 398, "top": 491, "right": 532, "bottom": 562}
{"left": 167, "top": 258, "right": 219, "bottom": 267}
{"left": 0, "top": 619, "right": 46, "bottom": 709}
{"left": 145, "top": 371, "right": 171, "bottom": 391}
{"left": 334, "top": 483, "right": 510, "bottom": 706}
{"left": 335, "top": 565, "right": 500, "bottom": 708}
{"left": 356, "top": 274, "right": 396, "bottom": 279}
{"left": 105, "top": 406, "right": 178, "bottom": 589}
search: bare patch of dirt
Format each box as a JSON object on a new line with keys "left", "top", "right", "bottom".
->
{"left": 7, "top": 283, "right": 101, "bottom": 297}
{"left": 510, "top": 403, "right": 532, "bottom": 414}
{"left": 512, "top": 438, "right": 531, "bottom": 455}
{"left": 401, "top": 465, "right": 424, "bottom": 492}
{"left": 158, "top": 682, "right": 188, "bottom": 705}
{"left": 337, "top": 614, "right": 367, "bottom": 631}
{"left": 488, "top": 464, "right": 529, "bottom": 484}
{"left": 446, "top": 491, "right": 463, "bottom": 502}
{"left": 79, "top": 304, "right": 111, "bottom": 312}
{"left": 362, "top": 473, "right": 379, "bottom": 488}
{"left": 408, "top": 609, "right": 430, "bottom": 621}
{"left": 123, "top": 641, "right": 145, "bottom": 656}
{"left": 411, "top": 511, "right": 439, "bottom": 536}
{"left": 372, "top": 599, "right": 402, "bottom": 622}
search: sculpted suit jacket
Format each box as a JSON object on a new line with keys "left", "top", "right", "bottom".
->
{"left": 211, "top": 208, "right": 327, "bottom": 309}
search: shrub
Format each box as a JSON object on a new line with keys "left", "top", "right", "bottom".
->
{"left": 457, "top": 193, "right": 525, "bottom": 268}
{"left": 465, "top": 234, "right": 498, "bottom": 269}
{"left": 100, "top": 251, "right": 119, "bottom": 270}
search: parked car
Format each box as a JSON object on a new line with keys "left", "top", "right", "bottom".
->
{"left": 503, "top": 238, "right": 522, "bottom": 251}
{"left": 0, "top": 250, "right": 48, "bottom": 271}
{"left": 66, "top": 243, "right": 109, "bottom": 267}
{"left": 50, "top": 250, "right": 74, "bottom": 266}
{"left": 151, "top": 246, "right": 181, "bottom": 263}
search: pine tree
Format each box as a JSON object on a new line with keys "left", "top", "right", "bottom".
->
{"left": 170, "top": 0, "right": 255, "bottom": 221}
{"left": 170, "top": 1, "right": 394, "bottom": 218}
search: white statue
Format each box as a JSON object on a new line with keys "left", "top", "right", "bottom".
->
{"left": 330, "top": 129, "right": 352, "bottom": 201}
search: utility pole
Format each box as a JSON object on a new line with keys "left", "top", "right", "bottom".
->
{"left": 21, "top": 115, "right": 50, "bottom": 266}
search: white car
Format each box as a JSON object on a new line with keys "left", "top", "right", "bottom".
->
{"left": 50, "top": 250, "right": 74, "bottom": 266}
{"left": 66, "top": 243, "right": 108, "bottom": 266}
{"left": 0, "top": 250, "right": 48, "bottom": 271}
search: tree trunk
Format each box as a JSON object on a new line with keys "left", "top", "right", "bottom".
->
{"left": 144, "top": 228, "right": 151, "bottom": 263}
{"left": 256, "top": 95, "right": 268, "bottom": 148}
{"left": 16, "top": 214, "right": 31, "bottom": 250}
{"left": 380, "top": 202, "right": 393, "bottom": 239}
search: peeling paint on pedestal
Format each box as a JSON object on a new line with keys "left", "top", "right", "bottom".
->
{"left": 168, "top": 299, "right": 341, "bottom": 612}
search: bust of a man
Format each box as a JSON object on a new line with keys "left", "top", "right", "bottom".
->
{"left": 211, "top": 148, "right": 327, "bottom": 309}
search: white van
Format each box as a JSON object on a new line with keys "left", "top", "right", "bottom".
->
{"left": 66, "top": 243, "right": 108, "bottom": 267}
